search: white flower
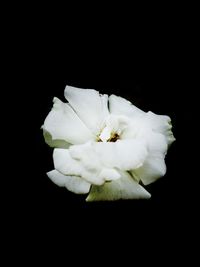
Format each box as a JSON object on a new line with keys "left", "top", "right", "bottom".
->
{"left": 42, "top": 85, "right": 175, "bottom": 201}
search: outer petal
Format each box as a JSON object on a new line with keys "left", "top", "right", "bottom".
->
{"left": 47, "top": 170, "right": 91, "bottom": 194}
{"left": 53, "top": 148, "right": 85, "bottom": 178}
{"left": 53, "top": 138, "right": 147, "bottom": 187}
{"left": 43, "top": 97, "right": 94, "bottom": 145}
{"left": 109, "top": 95, "right": 175, "bottom": 146}
{"left": 132, "top": 131, "right": 168, "bottom": 185}
{"left": 143, "top": 131, "right": 168, "bottom": 155}
{"left": 64, "top": 86, "right": 109, "bottom": 135}
{"left": 53, "top": 148, "right": 120, "bottom": 186}
{"left": 43, "top": 130, "right": 70, "bottom": 148}
{"left": 132, "top": 155, "right": 166, "bottom": 185}
{"left": 109, "top": 94, "right": 144, "bottom": 118}
{"left": 144, "top": 111, "right": 175, "bottom": 146}
{"left": 47, "top": 170, "right": 66, "bottom": 186}
{"left": 86, "top": 171, "right": 151, "bottom": 201}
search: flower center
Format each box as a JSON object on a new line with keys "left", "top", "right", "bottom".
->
{"left": 97, "top": 132, "right": 120, "bottom": 142}
{"left": 107, "top": 132, "right": 120, "bottom": 142}
{"left": 96, "top": 114, "right": 130, "bottom": 142}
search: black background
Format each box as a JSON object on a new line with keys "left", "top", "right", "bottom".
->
{"left": 7, "top": 6, "right": 198, "bottom": 261}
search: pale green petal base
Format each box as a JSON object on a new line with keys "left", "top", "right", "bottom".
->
{"left": 86, "top": 172, "right": 151, "bottom": 201}
{"left": 43, "top": 130, "right": 71, "bottom": 148}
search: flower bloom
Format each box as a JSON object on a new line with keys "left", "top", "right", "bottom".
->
{"left": 42, "top": 85, "right": 175, "bottom": 201}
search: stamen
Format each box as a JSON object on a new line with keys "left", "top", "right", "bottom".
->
{"left": 97, "top": 131, "right": 120, "bottom": 142}
{"left": 96, "top": 136, "right": 102, "bottom": 142}
{"left": 108, "top": 133, "right": 120, "bottom": 142}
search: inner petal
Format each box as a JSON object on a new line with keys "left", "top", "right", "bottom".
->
{"left": 97, "top": 114, "right": 131, "bottom": 142}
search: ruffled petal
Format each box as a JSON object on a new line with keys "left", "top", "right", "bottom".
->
{"left": 132, "top": 154, "right": 166, "bottom": 185}
{"left": 92, "top": 139, "right": 148, "bottom": 170}
{"left": 53, "top": 147, "right": 120, "bottom": 186}
{"left": 131, "top": 131, "right": 168, "bottom": 185}
{"left": 65, "top": 86, "right": 109, "bottom": 135}
{"left": 143, "top": 130, "right": 168, "bottom": 155}
{"left": 43, "top": 97, "right": 94, "bottom": 145}
{"left": 53, "top": 148, "right": 85, "bottom": 178}
{"left": 69, "top": 139, "right": 147, "bottom": 175}
{"left": 109, "top": 95, "right": 175, "bottom": 146}
{"left": 47, "top": 170, "right": 91, "bottom": 194}
{"left": 144, "top": 111, "right": 175, "bottom": 146}
{"left": 109, "top": 94, "right": 144, "bottom": 118}
{"left": 86, "top": 171, "right": 151, "bottom": 201}
{"left": 53, "top": 138, "right": 147, "bottom": 187}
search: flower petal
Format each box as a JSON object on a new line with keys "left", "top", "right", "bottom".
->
{"left": 144, "top": 131, "right": 168, "bottom": 155}
{"left": 43, "top": 130, "right": 70, "bottom": 148}
{"left": 93, "top": 139, "right": 148, "bottom": 170}
{"left": 109, "top": 95, "right": 175, "bottom": 146}
{"left": 144, "top": 111, "right": 175, "bottom": 146}
{"left": 131, "top": 131, "right": 167, "bottom": 185}
{"left": 47, "top": 169, "right": 66, "bottom": 186}
{"left": 109, "top": 94, "right": 144, "bottom": 118}
{"left": 43, "top": 97, "right": 94, "bottom": 145}
{"left": 132, "top": 155, "right": 166, "bottom": 185}
{"left": 53, "top": 148, "right": 85, "bottom": 177}
{"left": 64, "top": 86, "right": 109, "bottom": 135}
{"left": 99, "top": 114, "right": 131, "bottom": 142}
{"left": 53, "top": 147, "right": 120, "bottom": 185}
{"left": 53, "top": 138, "right": 147, "bottom": 187}
{"left": 69, "top": 139, "right": 147, "bottom": 174}
{"left": 47, "top": 170, "right": 91, "bottom": 194}
{"left": 86, "top": 171, "right": 151, "bottom": 201}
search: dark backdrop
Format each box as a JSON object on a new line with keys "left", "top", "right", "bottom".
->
{"left": 9, "top": 10, "right": 198, "bottom": 261}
